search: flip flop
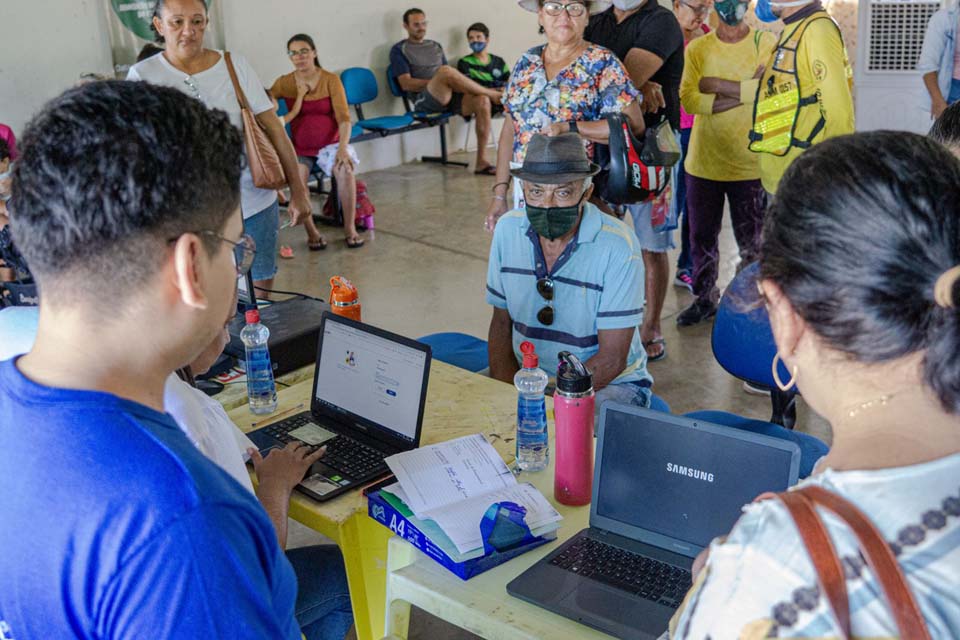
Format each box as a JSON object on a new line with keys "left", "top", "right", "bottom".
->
{"left": 279, "top": 245, "right": 295, "bottom": 259}
{"left": 643, "top": 337, "right": 667, "bottom": 362}
{"left": 345, "top": 236, "right": 365, "bottom": 249}
{"left": 308, "top": 238, "right": 327, "bottom": 251}
{"left": 474, "top": 165, "right": 497, "bottom": 176}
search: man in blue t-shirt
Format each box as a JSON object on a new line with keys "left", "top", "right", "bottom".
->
{"left": 390, "top": 8, "right": 506, "bottom": 173}
{"left": 486, "top": 133, "right": 653, "bottom": 416}
{"left": 0, "top": 81, "right": 322, "bottom": 638}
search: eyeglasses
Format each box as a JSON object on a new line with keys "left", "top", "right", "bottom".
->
{"left": 287, "top": 48, "right": 312, "bottom": 57}
{"left": 536, "top": 277, "right": 555, "bottom": 326}
{"left": 183, "top": 75, "right": 200, "bottom": 98}
{"left": 168, "top": 231, "right": 256, "bottom": 276}
{"left": 542, "top": 1, "right": 588, "bottom": 17}
{"left": 679, "top": 0, "right": 712, "bottom": 15}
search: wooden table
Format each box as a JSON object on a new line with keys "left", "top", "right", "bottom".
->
{"left": 225, "top": 361, "right": 525, "bottom": 640}
{"left": 381, "top": 435, "right": 607, "bottom": 640}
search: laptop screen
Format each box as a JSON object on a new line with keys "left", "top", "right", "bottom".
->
{"left": 595, "top": 407, "right": 797, "bottom": 550}
{"left": 313, "top": 315, "right": 428, "bottom": 444}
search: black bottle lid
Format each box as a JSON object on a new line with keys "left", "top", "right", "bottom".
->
{"left": 556, "top": 351, "right": 593, "bottom": 394}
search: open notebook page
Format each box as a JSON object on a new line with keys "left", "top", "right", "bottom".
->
{"left": 385, "top": 433, "right": 515, "bottom": 517}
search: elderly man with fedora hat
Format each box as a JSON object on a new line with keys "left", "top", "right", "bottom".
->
{"left": 486, "top": 132, "right": 652, "bottom": 412}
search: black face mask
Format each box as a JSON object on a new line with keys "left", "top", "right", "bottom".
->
{"left": 525, "top": 192, "right": 586, "bottom": 240}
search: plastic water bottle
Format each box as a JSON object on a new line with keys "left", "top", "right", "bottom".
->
{"left": 241, "top": 309, "right": 278, "bottom": 415}
{"left": 514, "top": 341, "right": 549, "bottom": 472}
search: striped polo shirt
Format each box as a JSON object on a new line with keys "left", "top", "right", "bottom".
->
{"left": 486, "top": 204, "right": 651, "bottom": 386}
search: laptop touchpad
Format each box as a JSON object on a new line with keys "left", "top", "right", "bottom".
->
{"left": 562, "top": 583, "right": 672, "bottom": 634}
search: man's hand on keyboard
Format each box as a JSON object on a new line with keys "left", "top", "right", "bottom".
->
{"left": 248, "top": 441, "right": 327, "bottom": 496}
{"left": 248, "top": 442, "right": 327, "bottom": 548}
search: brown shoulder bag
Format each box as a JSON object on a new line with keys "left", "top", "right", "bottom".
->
{"left": 223, "top": 52, "right": 286, "bottom": 190}
{"left": 762, "top": 485, "right": 931, "bottom": 639}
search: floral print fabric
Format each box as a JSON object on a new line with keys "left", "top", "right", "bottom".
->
{"left": 503, "top": 44, "right": 639, "bottom": 163}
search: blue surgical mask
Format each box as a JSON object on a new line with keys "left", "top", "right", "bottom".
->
{"left": 755, "top": 0, "right": 810, "bottom": 22}
{"left": 469, "top": 41, "right": 486, "bottom": 53}
{"left": 754, "top": 0, "right": 778, "bottom": 22}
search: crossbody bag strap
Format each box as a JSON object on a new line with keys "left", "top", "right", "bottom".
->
{"left": 797, "top": 486, "right": 932, "bottom": 640}
{"left": 776, "top": 491, "right": 852, "bottom": 637}
{"left": 222, "top": 51, "right": 251, "bottom": 112}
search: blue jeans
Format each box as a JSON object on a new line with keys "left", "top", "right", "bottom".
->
{"left": 286, "top": 545, "right": 354, "bottom": 640}
{"left": 949, "top": 78, "right": 960, "bottom": 104}
{"left": 675, "top": 127, "right": 693, "bottom": 274}
{"left": 244, "top": 199, "right": 280, "bottom": 282}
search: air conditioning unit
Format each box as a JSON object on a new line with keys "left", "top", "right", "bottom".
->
{"left": 855, "top": 0, "right": 943, "bottom": 133}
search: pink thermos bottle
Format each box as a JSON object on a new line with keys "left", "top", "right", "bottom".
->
{"left": 554, "top": 352, "right": 595, "bottom": 506}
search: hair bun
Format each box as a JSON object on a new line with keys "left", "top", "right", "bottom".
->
{"left": 934, "top": 265, "right": 960, "bottom": 309}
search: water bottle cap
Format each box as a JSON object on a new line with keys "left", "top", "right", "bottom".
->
{"left": 520, "top": 341, "right": 539, "bottom": 368}
{"left": 556, "top": 351, "right": 593, "bottom": 393}
{"left": 244, "top": 309, "right": 260, "bottom": 324}
{"left": 329, "top": 275, "right": 358, "bottom": 304}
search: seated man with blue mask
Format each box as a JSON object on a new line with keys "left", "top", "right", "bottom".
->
{"left": 486, "top": 133, "right": 652, "bottom": 414}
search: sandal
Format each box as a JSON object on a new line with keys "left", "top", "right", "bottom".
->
{"left": 345, "top": 236, "right": 365, "bottom": 249}
{"left": 279, "top": 245, "right": 295, "bottom": 259}
{"left": 643, "top": 337, "right": 667, "bottom": 362}
{"left": 308, "top": 237, "right": 327, "bottom": 251}
{"left": 474, "top": 165, "right": 497, "bottom": 176}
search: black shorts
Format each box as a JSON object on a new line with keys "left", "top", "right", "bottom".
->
{"left": 412, "top": 90, "right": 462, "bottom": 115}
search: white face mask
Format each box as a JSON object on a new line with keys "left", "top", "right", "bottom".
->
{"left": 612, "top": 0, "right": 646, "bottom": 9}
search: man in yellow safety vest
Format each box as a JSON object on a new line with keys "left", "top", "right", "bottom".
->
{"left": 698, "top": 0, "right": 854, "bottom": 193}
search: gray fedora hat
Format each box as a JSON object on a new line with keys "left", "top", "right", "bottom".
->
{"left": 510, "top": 133, "right": 601, "bottom": 184}
{"left": 517, "top": 0, "right": 613, "bottom": 13}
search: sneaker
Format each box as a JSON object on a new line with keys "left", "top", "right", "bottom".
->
{"left": 674, "top": 270, "right": 694, "bottom": 292}
{"left": 676, "top": 299, "right": 718, "bottom": 327}
{"left": 742, "top": 381, "right": 772, "bottom": 396}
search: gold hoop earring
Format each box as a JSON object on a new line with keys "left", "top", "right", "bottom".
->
{"left": 772, "top": 353, "right": 798, "bottom": 392}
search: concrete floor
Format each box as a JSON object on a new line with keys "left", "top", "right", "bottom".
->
{"left": 277, "top": 149, "right": 831, "bottom": 640}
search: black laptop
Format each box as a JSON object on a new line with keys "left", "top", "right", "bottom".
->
{"left": 246, "top": 312, "right": 431, "bottom": 502}
{"left": 507, "top": 404, "right": 800, "bottom": 639}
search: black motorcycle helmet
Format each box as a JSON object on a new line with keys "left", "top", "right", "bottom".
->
{"left": 603, "top": 113, "right": 681, "bottom": 205}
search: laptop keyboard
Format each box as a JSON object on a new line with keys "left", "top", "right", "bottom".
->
{"left": 262, "top": 415, "right": 389, "bottom": 480}
{"left": 549, "top": 536, "right": 692, "bottom": 609}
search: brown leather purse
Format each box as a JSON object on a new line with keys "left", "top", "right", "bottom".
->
{"left": 223, "top": 52, "right": 287, "bottom": 190}
{"left": 763, "top": 485, "right": 931, "bottom": 639}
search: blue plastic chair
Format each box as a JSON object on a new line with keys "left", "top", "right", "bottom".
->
{"left": 340, "top": 67, "right": 414, "bottom": 132}
{"left": 649, "top": 394, "right": 671, "bottom": 414}
{"left": 384, "top": 68, "right": 467, "bottom": 168}
{"left": 713, "top": 262, "right": 798, "bottom": 428}
{"left": 684, "top": 410, "right": 827, "bottom": 479}
{"left": 417, "top": 333, "right": 488, "bottom": 373}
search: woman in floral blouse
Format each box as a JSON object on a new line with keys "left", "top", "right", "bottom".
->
{"left": 485, "top": 0, "right": 645, "bottom": 231}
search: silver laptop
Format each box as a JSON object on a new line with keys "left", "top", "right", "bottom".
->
{"left": 507, "top": 404, "right": 801, "bottom": 639}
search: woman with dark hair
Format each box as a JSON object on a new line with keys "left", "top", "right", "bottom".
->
{"left": 270, "top": 34, "right": 364, "bottom": 249}
{"left": 671, "top": 131, "right": 960, "bottom": 637}
{"left": 128, "top": 0, "right": 313, "bottom": 298}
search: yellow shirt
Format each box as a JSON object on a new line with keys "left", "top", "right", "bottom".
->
{"left": 681, "top": 28, "right": 777, "bottom": 182}
{"left": 741, "top": 14, "right": 855, "bottom": 193}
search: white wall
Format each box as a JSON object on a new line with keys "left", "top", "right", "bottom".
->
{"left": 0, "top": 0, "right": 114, "bottom": 135}
{"left": 220, "top": 0, "right": 546, "bottom": 172}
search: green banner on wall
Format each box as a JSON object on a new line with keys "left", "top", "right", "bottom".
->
{"left": 110, "top": 0, "right": 156, "bottom": 40}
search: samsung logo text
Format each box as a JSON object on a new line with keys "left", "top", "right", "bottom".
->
{"left": 666, "top": 462, "right": 714, "bottom": 483}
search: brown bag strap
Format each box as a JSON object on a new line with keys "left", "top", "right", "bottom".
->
{"left": 797, "top": 486, "right": 932, "bottom": 640}
{"left": 773, "top": 491, "right": 852, "bottom": 636}
{"left": 222, "top": 51, "right": 251, "bottom": 112}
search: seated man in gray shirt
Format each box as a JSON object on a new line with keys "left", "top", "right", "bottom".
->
{"left": 390, "top": 8, "right": 505, "bottom": 173}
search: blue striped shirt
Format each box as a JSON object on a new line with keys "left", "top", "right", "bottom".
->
{"left": 486, "top": 204, "right": 651, "bottom": 386}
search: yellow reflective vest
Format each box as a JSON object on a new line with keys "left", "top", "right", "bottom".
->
{"left": 746, "top": 10, "right": 855, "bottom": 192}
